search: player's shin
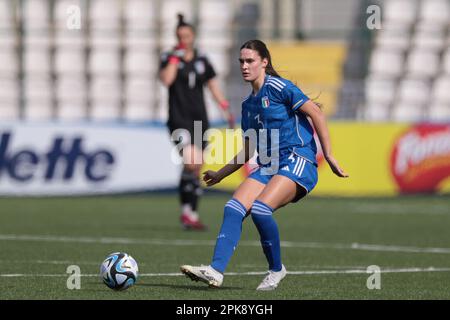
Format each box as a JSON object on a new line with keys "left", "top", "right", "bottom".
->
{"left": 251, "top": 200, "right": 282, "bottom": 272}
{"left": 210, "top": 199, "right": 247, "bottom": 273}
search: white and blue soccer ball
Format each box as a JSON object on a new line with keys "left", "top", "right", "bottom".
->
{"left": 100, "top": 252, "right": 139, "bottom": 290}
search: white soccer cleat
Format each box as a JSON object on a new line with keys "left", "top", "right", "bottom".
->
{"left": 256, "top": 265, "right": 287, "bottom": 291}
{"left": 180, "top": 265, "right": 223, "bottom": 288}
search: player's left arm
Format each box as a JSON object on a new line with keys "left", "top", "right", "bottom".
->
{"left": 299, "top": 100, "right": 348, "bottom": 178}
{"left": 207, "top": 79, "right": 235, "bottom": 128}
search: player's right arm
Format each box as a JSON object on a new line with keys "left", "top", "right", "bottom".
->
{"left": 159, "top": 44, "right": 185, "bottom": 86}
{"left": 203, "top": 137, "right": 254, "bottom": 186}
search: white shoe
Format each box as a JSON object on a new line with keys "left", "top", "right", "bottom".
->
{"left": 180, "top": 265, "right": 223, "bottom": 288}
{"left": 256, "top": 265, "right": 287, "bottom": 291}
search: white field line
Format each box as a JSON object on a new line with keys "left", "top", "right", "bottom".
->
{"left": 1, "top": 267, "right": 450, "bottom": 278}
{"left": 1, "top": 233, "right": 450, "bottom": 255}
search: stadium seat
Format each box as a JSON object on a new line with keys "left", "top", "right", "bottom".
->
{"left": 375, "top": 29, "right": 410, "bottom": 51}
{"left": 364, "top": 103, "right": 391, "bottom": 122}
{"left": 405, "top": 49, "right": 440, "bottom": 78}
{"left": 55, "top": 48, "right": 85, "bottom": 75}
{"left": 90, "top": 102, "right": 121, "bottom": 121}
{"left": 369, "top": 49, "right": 404, "bottom": 78}
{"left": 427, "top": 103, "right": 450, "bottom": 121}
{"left": 89, "top": 49, "right": 120, "bottom": 75}
{"left": 23, "top": 0, "right": 50, "bottom": 30}
{"left": 124, "top": 50, "right": 157, "bottom": 76}
{"left": 412, "top": 29, "right": 445, "bottom": 52}
{"left": 0, "top": 103, "right": 19, "bottom": 120}
{"left": 365, "top": 77, "right": 397, "bottom": 106}
{"left": 54, "top": 29, "right": 86, "bottom": 48}
{"left": 56, "top": 76, "right": 87, "bottom": 102}
{"left": 199, "top": 0, "right": 232, "bottom": 23}
{"left": 125, "top": 77, "right": 156, "bottom": 104}
{"left": 384, "top": 0, "right": 419, "bottom": 26}
{"left": 0, "top": 50, "right": 18, "bottom": 76}
{"left": 418, "top": 0, "right": 450, "bottom": 26}
{"left": 397, "top": 78, "right": 431, "bottom": 106}
{"left": 391, "top": 102, "right": 424, "bottom": 122}
{"left": 24, "top": 47, "right": 51, "bottom": 74}
{"left": 431, "top": 76, "right": 450, "bottom": 104}
{"left": 24, "top": 101, "right": 53, "bottom": 120}
{"left": 89, "top": 0, "right": 121, "bottom": 30}
{"left": 57, "top": 100, "right": 87, "bottom": 121}
{"left": 24, "top": 76, "right": 53, "bottom": 101}
{"left": 123, "top": 103, "right": 153, "bottom": 122}
{"left": 0, "top": 78, "right": 19, "bottom": 105}
{"left": 0, "top": 1, "right": 14, "bottom": 29}
{"left": 124, "top": 0, "right": 156, "bottom": 31}
{"left": 90, "top": 77, "right": 121, "bottom": 101}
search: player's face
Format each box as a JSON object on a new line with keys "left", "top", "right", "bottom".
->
{"left": 176, "top": 26, "right": 195, "bottom": 49}
{"left": 239, "top": 49, "right": 268, "bottom": 82}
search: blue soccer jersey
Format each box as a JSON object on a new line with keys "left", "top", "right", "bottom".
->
{"left": 241, "top": 75, "right": 317, "bottom": 166}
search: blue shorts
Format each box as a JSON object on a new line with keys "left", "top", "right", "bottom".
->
{"left": 248, "top": 151, "right": 318, "bottom": 201}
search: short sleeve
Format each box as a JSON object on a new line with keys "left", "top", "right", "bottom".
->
{"left": 203, "top": 57, "right": 216, "bottom": 81}
{"left": 282, "top": 84, "right": 309, "bottom": 112}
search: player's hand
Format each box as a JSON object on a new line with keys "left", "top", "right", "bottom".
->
{"left": 326, "top": 155, "right": 349, "bottom": 178}
{"left": 172, "top": 43, "right": 186, "bottom": 59}
{"left": 203, "top": 170, "right": 223, "bottom": 186}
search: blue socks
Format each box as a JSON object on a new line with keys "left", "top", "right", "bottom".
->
{"left": 211, "top": 198, "right": 247, "bottom": 273}
{"left": 251, "top": 200, "right": 282, "bottom": 272}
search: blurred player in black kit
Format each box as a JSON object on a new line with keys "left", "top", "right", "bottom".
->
{"left": 159, "top": 14, "right": 234, "bottom": 230}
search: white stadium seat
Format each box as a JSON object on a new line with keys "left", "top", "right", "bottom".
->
{"left": 89, "top": 49, "right": 120, "bottom": 75}
{"left": 56, "top": 76, "right": 87, "bottom": 102}
{"left": 412, "top": 30, "right": 445, "bottom": 52}
{"left": 124, "top": 0, "right": 157, "bottom": 31}
{"left": 406, "top": 50, "right": 440, "bottom": 78}
{"left": 0, "top": 1, "right": 14, "bottom": 29}
{"left": 24, "top": 76, "right": 53, "bottom": 101}
{"left": 375, "top": 29, "right": 410, "bottom": 51}
{"left": 384, "top": 0, "right": 419, "bottom": 26}
{"left": 90, "top": 102, "right": 121, "bottom": 121}
{"left": 124, "top": 50, "right": 157, "bottom": 75}
{"left": 0, "top": 78, "right": 19, "bottom": 103}
{"left": 391, "top": 102, "right": 424, "bottom": 122}
{"left": 23, "top": 0, "right": 50, "bottom": 30}
{"left": 125, "top": 77, "right": 156, "bottom": 103}
{"left": 427, "top": 103, "right": 450, "bottom": 121}
{"left": 55, "top": 48, "right": 85, "bottom": 75}
{"left": 24, "top": 48, "right": 51, "bottom": 74}
{"left": 369, "top": 49, "right": 404, "bottom": 78}
{"left": 364, "top": 103, "right": 391, "bottom": 122}
{"left": 54, "top": 29, "right": 86, "bottom": 48}
{"left": 57, "top": 101, "right": 87, "bottom": 121}
{"left": 24, "top": 101, "right": 53, "bottom": 120}
{"left": 0, "top": 103, "right": 19, "bottom": 120}
{"left": 397, "top": 78, "right": 431, "bottom": 106}
{"left": 419, "top": 0, "right": 450, "bottom": 25}
{"left": 90, "top": 77, "right": 121, "bottom": 101}
{"left": 199, "top": 0, "right": 232, "bottom": 23}
{"left": 89, "top": 0, "right": 121, "bottom": 30}
{"left": 431, "top": 76, "right": 450, "bottom": 104}
{"left": 123, "top": 104, "right": 153, "bottom": 122}
{"left": 0, "top": 50, "right": 18, "bottom": 75}
{"left": 365, "top": 77, "right": 397, "bottom": 106}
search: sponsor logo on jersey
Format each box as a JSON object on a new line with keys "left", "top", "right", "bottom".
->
{"left": 390, "top": 124, "right": 450, "bottom": 193}
{"left": 261, "top": 96, "right": 270, "bottom": 109}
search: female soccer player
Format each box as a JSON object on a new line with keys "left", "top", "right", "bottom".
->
{"left": 181, "top": 39, "right": 348, "bottom": 290}
{"left": 159, "top": 14, "right": 234, "bottom": 230}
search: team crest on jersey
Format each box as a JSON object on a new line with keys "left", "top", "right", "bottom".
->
{"left": 261, "top": 96, "right": 270, "bottom": 108}
{"left": 194, "top": 61, "right": 205, "bottom": 74}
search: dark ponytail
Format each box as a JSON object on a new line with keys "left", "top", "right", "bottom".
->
{"left": 176, "top": 13, "right": 195, "bottom": 32}
{"left": 240, "top": 39, "right": 281, "bottom": 78}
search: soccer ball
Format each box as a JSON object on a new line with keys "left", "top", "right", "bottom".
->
{"left": 100, "top": 252, "right": 139, "bottom": 290}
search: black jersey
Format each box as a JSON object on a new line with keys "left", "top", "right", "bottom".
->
{"left": 160, "top": 50, "right": 216, "bottom": 133}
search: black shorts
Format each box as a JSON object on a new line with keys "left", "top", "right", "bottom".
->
{"left": 168, "top": 125, "right": 209, "bottom": 151}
